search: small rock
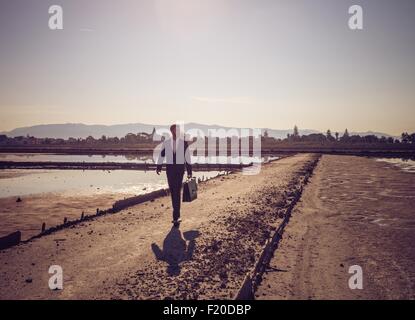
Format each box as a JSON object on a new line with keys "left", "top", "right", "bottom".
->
{"left": 25, "top": 278, "right": 32, "bottom": 283}
{"left": 219, "top": 271, "right": 228, "bottom": 280}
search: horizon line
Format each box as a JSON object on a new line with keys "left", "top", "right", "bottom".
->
{"left": 0, "top": 121, "right": 403, "bottom": 137}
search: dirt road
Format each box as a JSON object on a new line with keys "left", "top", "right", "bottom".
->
{"left": 0, "top": 154, "right": 319, "bottom": 300}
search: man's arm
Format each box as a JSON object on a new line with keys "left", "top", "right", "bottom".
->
{"left": 184, "top": 141, "right": 192, "bottom": 177}
{"left": 156, "top": 145, "right": 166, "bottom": 174}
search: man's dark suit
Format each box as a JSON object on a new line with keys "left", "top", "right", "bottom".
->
{"left": 156, "top": 139, "right": 192, "bottom": 221}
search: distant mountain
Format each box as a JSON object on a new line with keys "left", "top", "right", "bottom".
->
{"left": 0, "top": 122, "right": 318, "bottom": 140}
{"left": 349, "top": 131, "right": 397, "bottom": 139}
{"left": 0, "top": 123, "right": 395, "bottom": 140}
{"left": 0, "top": 123, "right": 163, "bottom": 140}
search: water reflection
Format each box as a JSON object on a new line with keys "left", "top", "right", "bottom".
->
{"left": 0, "top": 153, "right": 152, "bottom": 163}
{"left": 0, "top": 153, "right": 279, "bottom": 164}
{"left": 0, "top": 153, "right": 281, "bottom": 199}
{"left": 0, "top": 169, "right": 222, "bottom": 198}
{"left": 376, "top": 158, "right": 415, "bottom": 173}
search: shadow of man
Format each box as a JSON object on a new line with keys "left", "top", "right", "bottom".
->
{"left": 151, "top": 227, "right": 200, "bottom": 276}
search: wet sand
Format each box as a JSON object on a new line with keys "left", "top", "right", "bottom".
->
{"left": 0, "top": 170, "right": 38, "bottom": 179}
{"left": 0, "top": 193, "right": 129, "bottom": 240}
{"left": 0, "top": 154, "right": 318, "bottom": 299}
{"left": 257, "top": 155, "right": 415, "bottom": 300}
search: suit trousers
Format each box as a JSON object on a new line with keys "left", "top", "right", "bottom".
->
{"left": 166, "top": 164, "right": 185, "bottom": 221}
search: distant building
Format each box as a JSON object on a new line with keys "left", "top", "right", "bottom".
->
{"left": 137, "top": 127, "right": 156, "bottom": 141}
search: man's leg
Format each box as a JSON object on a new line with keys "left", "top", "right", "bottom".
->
{"left": 174, "top": 169, "right": 184, "bottom": 220}
{"left": 166, "top": 166, "right": 184, "bottom": 222}
{"left": 166, "top": 168, "right": 177, "bottom": 221}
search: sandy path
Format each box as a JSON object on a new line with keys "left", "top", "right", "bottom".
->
{"left": 257, "top": 155, "right": 415, "bottom": 300}
{"left": 0, "top": 154, "right": 319, "bottom": 300}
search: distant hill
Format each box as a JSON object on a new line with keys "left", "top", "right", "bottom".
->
{"left": 349, "top": 131, "right": 397, "bottom": 139}
{"left": 1, "top": 123, "right": 161, "bottom": 140}
{"left": 0, "top": 123, "right": 396, "bottom": 140}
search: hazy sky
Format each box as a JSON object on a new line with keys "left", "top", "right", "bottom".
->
{"left": 0, "top": 0, "right": 414, "bottom": 135}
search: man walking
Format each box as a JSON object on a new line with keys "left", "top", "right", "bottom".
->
{"left": 156, "top": 124, "right": 192, "bottom": 226}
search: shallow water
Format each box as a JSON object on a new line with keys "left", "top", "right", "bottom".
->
{"left": 0, "top": 153, "right": 151, "bottom": 163}
{"left": 0, "top": 152, "right": 254, "bottom": 198}
{"left": 0, "top": 153, "right": 279, "bottom": 164}
{"left": 376, "top": 158, "right": 415, "bottom": 173}
{"left": 0, "top": 152, "right": 280, "bottom": 239}
{"left": 0, "top": 169, "right": 222, "bottom": 199}
{"left": 0, "top": 169, "right": 225, "bottom": 239}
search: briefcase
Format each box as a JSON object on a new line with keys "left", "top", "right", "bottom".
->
{"left": 183, "top": 178, "right": 197, "bottom": 202}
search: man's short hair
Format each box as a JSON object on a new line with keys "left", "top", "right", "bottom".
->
{"left": 170, "top": 124, "right": 177, "bottom": 133}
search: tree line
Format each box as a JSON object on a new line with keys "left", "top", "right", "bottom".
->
{"left": 1, "top": 125, "right": 415, "bottom": 147}
{"left": 265, "top": 125, "right": 415, "bottom": 144}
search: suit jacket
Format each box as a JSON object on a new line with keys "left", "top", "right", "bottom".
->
{"left": 156, "top": 138, "right": 192, "bottom": 176}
